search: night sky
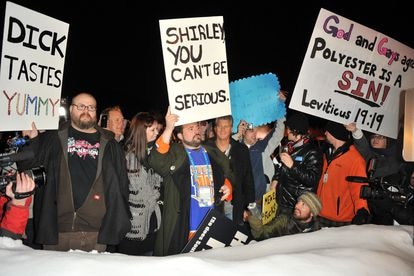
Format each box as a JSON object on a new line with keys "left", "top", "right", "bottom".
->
{"left": 1, "top": 0, "right": 413, "bottom": 122}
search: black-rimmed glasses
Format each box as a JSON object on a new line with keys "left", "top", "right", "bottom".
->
{"left": 71, "top": 104, "right": 97, "bottom": 112}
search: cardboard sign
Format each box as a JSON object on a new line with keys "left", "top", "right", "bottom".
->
{"left": 159, "top": 16, "right": 231, "bottom": 126}
{"left": 229, "top": 73, "right": 286, "bottom": 133}
{"left": 403, "top": 89, "right": 414, "bottom": 161}
{"left": 289, "top": 8, "right": 414, "bottom": 138}
{"left": 262, "top": 189, "right": 277, "bottom": 225}
{"left": 0, "top": 2, "right": 69, "bottom": 131}
{"left": 181, "top": 209, "right": 251, "bottom": 253}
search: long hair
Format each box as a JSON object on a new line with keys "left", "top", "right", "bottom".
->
{"left": 124, "top": 112, "right": 156, "bottom": 171}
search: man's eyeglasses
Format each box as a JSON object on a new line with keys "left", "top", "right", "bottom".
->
{"left": 71, "top": 104, "right": 97, "bottom": 112}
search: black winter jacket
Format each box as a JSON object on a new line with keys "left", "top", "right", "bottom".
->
{"left": 18, "top": 122, "right": 131, "bottom": 245}
{"left": 273, "top": 140, "right": 323, "bottom": 212}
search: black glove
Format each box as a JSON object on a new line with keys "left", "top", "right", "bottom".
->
{"left": 351, "top": 208, "right": 370, "bottom": 225}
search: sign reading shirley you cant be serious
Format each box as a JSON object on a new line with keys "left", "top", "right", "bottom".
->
{"left": 289, "top": 8, "right": 414, "bottom": 139}
{"left": 0, "top": 1, "right": 69, "bottom": 131}
{"left": 159, "top": 16, "right": 231, "bottom": 125}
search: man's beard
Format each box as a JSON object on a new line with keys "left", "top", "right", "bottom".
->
{"left": 183, "top": 135, "right": 202, "bottom": 148}
{"left": 293, "top": 209, "right": 312, "bottom": 222}
{"left": 73, "top": 114, "right": 97, "bottom": 129}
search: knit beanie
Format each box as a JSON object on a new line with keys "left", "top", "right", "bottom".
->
{"left": 286, "top": 113, "right": 309, "bottom": 135}
{"left": 325, "top": 121, "right": 349, "bottom": 141}
{"left": 298, "top": 192, "right": 322, "bottom": 216}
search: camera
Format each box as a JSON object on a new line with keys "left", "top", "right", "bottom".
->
{"left": 0, "top": 167, "right": 46, "bottom": 199}
{"left": 346, "top": 158, "right": 407, "bottom": 205}
{"left": 246, "top": 123, "right": 254, "bottom": 130}
{"left": 359, "top": 182, "right": 408, "bottom": 204}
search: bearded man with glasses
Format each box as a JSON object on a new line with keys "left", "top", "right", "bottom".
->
{"left": 18, "top": 92, "right": 131, "bottom": 252}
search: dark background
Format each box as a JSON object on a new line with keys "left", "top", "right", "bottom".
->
{"left": 1, "top": 0, "right": 413, "bottom": 121}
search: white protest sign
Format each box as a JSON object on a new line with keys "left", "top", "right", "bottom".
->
{"left": 403, "top": 89, "right": 414, "bottom": 161}
{"left": 289, "top": 8, "right": 414, "bottom": 139}
{"left": 0, "top": 2, "right": 69, "bottom": 131}
{"left": 159, "top": 16, "right": 231, "bottom": 125}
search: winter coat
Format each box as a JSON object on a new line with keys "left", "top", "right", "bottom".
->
{"left": 273, "top": 140, "right": 323, "bottom": 212}
{"left": 352, "top": 130, "right": 403, "bottom": 186}
{"left": 205, "top": 138, "right": 255, "bottom": 225}
{"left": 248, "top": 118, "right": 285, "bottom": 201}
{"left": 248, "top": 213, "right": 320, "bottom": 240}
{"left": 317, "top": 144, "right": 369, "bottom": 223}
{"left": 17, "top": 122, "right": 131, "bottom": 245}
{"left": 148, "top": 139, "right": 233, "bottom": 256}
{"left": 0, "top": 195, "right": 32, "bottom": 239}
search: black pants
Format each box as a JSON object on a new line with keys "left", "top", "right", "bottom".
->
{"left": 116, "top": 233, "right": 157, "bottom": 256}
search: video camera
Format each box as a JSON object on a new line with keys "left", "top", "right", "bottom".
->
{"left": 346, "top": 158, "right": 408, "bottom": 205}
{"left": 0, "top": 149, "right": 46, "bottom": 199}
{"left": 0, "top": 167, "right": 46, "bottom": 198}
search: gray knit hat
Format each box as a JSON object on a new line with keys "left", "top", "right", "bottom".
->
{"left": 298, "top": 192, "right": 322, "bottom": 216}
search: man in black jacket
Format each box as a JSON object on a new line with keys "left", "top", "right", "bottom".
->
{"left": 272, "top": 112, "right": 323, "bottom": 216}
{"left": 207, "top": 115, "right": 255, "bottom": 227}
{"left": 19, "top": 92, "right": 131, "bottom": 252}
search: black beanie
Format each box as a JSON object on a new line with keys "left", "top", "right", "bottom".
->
{"left": 325, "top": 121, "right": 349, "bottom": 141}
{"left": 286, "top": 113, "right": 309, "bottom": 135}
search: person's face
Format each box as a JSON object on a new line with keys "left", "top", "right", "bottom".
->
{"left": 107, "top": 110, "right": 124, "bottom": 138}
{"left": 146, "top": 122, "right": 159, "bottom": 142}
{"left": 370, "top": 135, "right": 387, "bottom": 149}
{"left": 286, "top": 127, "right": 297, "bottom": 142}
{"left": 244, "top": 128, "right": 257, "bottom": 146}
{"left": 324, "top": 130, "right": 335, "bottom": 145}
{"left": 156, "top": 121, "right": 164, "bottom": 133}
{"left": 255, "top": 125, "right": 270, "bottom": 141}
{"left": 180, "top": 122, "right": 202, "bottom": 148}
{"left": 70, "top": 95, "right": 97, "bottom": 130}
{"left": 293, "top": 199, "right": 313, "bottom": 221}
{"left": 215, "top": 119, "right": 232, "bottom": 141}
{"left": 199, "top": 121, "right": 208, "bottom": 137}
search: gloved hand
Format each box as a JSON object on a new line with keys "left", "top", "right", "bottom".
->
{"left": 351, "top": 208, "right": 370, "bottom": 225}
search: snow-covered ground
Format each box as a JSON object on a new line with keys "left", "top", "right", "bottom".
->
{"left": 1, "top": 224, "right": 413, "bottom": 275}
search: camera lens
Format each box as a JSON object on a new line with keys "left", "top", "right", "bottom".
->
{"left": 28, "top": 167, "right": 47, "bottom": 187}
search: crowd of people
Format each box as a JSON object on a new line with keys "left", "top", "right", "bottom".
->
{"left": 0, "top": 91, "right": 413, "bottom": 257}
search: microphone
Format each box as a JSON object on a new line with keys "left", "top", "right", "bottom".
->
{"left": 367, "top": 158, "right": 377, "bottom": 179}
{"left": 0, "top": 150, "right": 35, "bottom": 165}
{"left": 345, "top": 176, "right": 371, "bottom": 183}
{"left": 346, "top": 157, "right": 378, "bottom": 183}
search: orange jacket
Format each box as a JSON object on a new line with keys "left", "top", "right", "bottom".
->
{"left": 317, "top": 145, "right": 369, "bottom": 222}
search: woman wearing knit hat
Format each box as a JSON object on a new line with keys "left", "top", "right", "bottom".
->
{"left": 246, "top": 191, "right": 322, "bottom": 240}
